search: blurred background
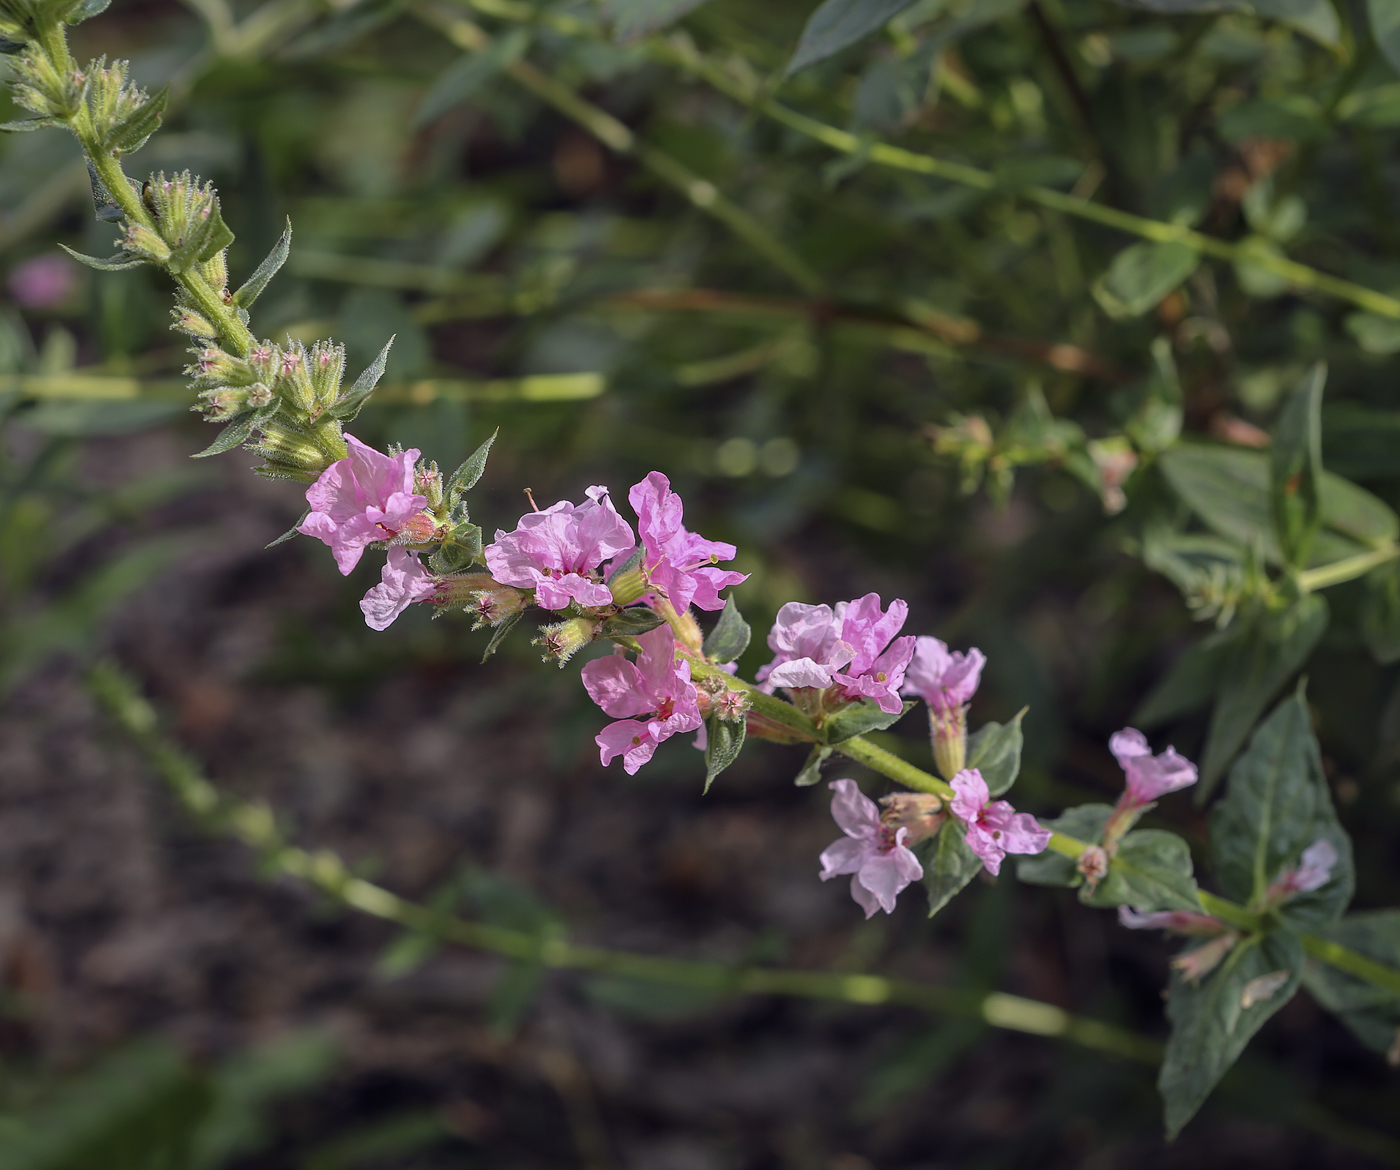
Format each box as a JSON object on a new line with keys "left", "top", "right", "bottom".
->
{"left": 3, "top": 0, "right": 1400, "bottom": 1164}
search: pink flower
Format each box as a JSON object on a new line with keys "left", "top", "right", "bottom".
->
{"left": 484, "top": 486, "right": 634, "bottom": 611}
{"left": 949, "top": 768, "right": 1050, "bottom": 876}
{"left": 581, "top": 624, "right": 702, "bottom": 774}
{"left": 758, "top": 594, "right": 916, "bottom": 714}
{"left": 901, "top": 637, "right": 985, "bottom": 712}
{"left": 819, "top": 779, "right": 924, "bottom": 918}
{"left": 8, "top": 253, "right": 77, "bottom": 309}
{"left": 628, "top": 472, "right": 747, "bottom": 612}
{"left": 1117, "top": 907, "right": 1227, "bottom": 936}
{"left": 360, "top": 548, "right": 439, "bottom": 631}
{"left": 297, "top": 435, "right": 429, "bottom": 575}
{"left": 1267, "top": 839, "right": 1339, "bottom": 900}
{"left": 1109, "top": 728, "right": 1197, "bottom": 806}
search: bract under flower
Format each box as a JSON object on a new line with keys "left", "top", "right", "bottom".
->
{"left": 819, "top": 779, "right": 924, "bottom": 917}
{"left": 901, "top": 636, "right": 985, "bottom": 712}
{"left": 484, "top": 486, "right": 634, "bottom": 611}
{"left": 949, "top": 768, "right": 1050, "bottom": 876}
{"left": 1109, "top": 728, "right": 1197, "bottom": 806}
{"left": 360, "top": 547, "right": 438, "bottom": 631}
{"left": 629, "top": 471, "right": 747, "bottom": 612}
{"left": 581, "top": 624, "right": 702, "bottom": 774}
{"left": 298, "top": 434, "right": 429, "bottom": 575}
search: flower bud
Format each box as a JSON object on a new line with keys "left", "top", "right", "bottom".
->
{"left": 194, "top": 386, "right": 246, "bottom": 421}
{"left": 608, "top": 564, "right": 649, "bottom": 606}
{"left": 275, "top": 341, "right": 314, "bottom": 412}
{"left": 247, "top": 341, "right": 279, "bottom": 383}
{"left": 534, "top": 617, "right": 601, "bottom": 667}
{"left": 170, "top": 305, "right": 216, "bottom": 338}
{"left": 1075, "top": 845, "right": 1109, "bottom": 892}
{"left": 248, "top": 419, "right": 339, "bottom": 482}
{"left": 1170, "top": 933, "right": 1239, "bottom": 985}
{"left": 929, "top": 704, "right": 967, "bottom": 781}
{"left": 12, "top": 49, "right": 82, "bottom": 119}
{"left": 878, "top": 791, "right": 944, "bottom": 847}
{"left": 308, "top": 340, "right": 345, "bottom": 411}
{"left": 122, "top": 222, "right": 172, "bottom": 264}
{"left": 200, "top": 250, "right": 228, "bottom": 295}
{"left": 394, "top": 510, "right": 439, "bottom": 545}
{"left": 467, "top": 583, "right": 528, "bottom": 629}
{"left": 414, "top": 461, "right": 443, "bottom": 510}
{"left": 186, "top": 344, "right": 252, "bottom": 389}
{"left": 142, "top": 171, "right": 230, "bottom": 273}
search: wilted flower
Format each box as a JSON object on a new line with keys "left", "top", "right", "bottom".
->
{"left": 949, "top": 768, "right": 1051, "bottom": 876}
{"left": 819, "top": 779, "right": 924, "bottom": 918}
{"left": 1266, "top": 839, "right": 1339, "bottom": 902}
{"left": 1109, "top": 728, "right": 1198, "bottom": 807}
{"left": 901, "top": 636, "right": 985, "bottom": 778}
{"left": 484, "top": 486, "right": 634, "bottom": 611}
{"left": 1117, "top": 907, "right": 1227, "bottom": 936}
{"left": 360, "top": 548, "right": 438, "bottom": 631}
{"left": 297, "top": 435, "right": 429, "bottom": 574}
{"left": 628, "top": 471, "right": 748, "bottom": 612}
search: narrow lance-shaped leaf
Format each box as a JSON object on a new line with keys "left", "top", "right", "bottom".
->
{"left": 190, "top": 408, "right": 271, "bottom": 459}
{"left": 58, "top": 243, "right": 146, "bottom": 271}
{"left": 1270, "top": 363, "right": 1325, "bottom": 569}
{"left": 0, "top": 117, "right": 57, "bottom": 132}
{"left": 104, "top": 83, "right": 168, "bottom": 155}
{"left": 794, "top": 744, "right": 833, "bottom": 787}
{"left": 415, "top": 29, "right": 532, "bottom": 128}
{"left": 446, "top": 427, "right": 498, "bottom": 502}
{"left": 702, "top": 715, "right": 746, "bottom": 793}
{"left": 702, "top": 596, "right": 750, "bottom": 663}
{"left": 604, "top": 0, "right": 712, "bottom": 40}
{"left": 786, "top": 0, "right": 921, "bottom": 76}
{"left": 233, "top": 220, "right": 292, "bottom": 309}
{"left": 1092, "top": 240, "right": 1200, "bottom": 319}
{"left": 330, "top": 335, "right": 395, "bottom": 421}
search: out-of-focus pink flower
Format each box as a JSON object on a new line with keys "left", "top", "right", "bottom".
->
{"left": 901, "top": 637, "right": 985, "bottom": 712}
{"left": 298, "top": 435, "right": 429, "bottom": 575}
{"left": 949, "top": 768, "right": 1050, "bottom": 876}
{"left": 758, "top": 594, "right": 916, "bottom": 714}
{"left": 8, "top": 254, "right": 78, "bottom": 309}
{"left": 1267, "top": 839, "right": 1339, "bottom": 901}
{"left": 582, "top": 624, "right": 702, "bottom": 774}
{"left": 360, "top": 548, "right": 438, "bottom": 631}
{"left": 1109, "top": 728, "right": 1197, "bottom": 807}
{"left": 629, "top": 472, "right": 747, "bottom": 612}
{"left": 1117, "top": 907, "right": 1227, "bottom": 936}
{"left": 819, "top": 778, "right": 924, "bottom": 918}
{"left": 484, "top": 486, "right": 634, "bottom": 611}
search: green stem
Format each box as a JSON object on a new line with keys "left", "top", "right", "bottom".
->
{"left": 1302, "top": 934, "right": 1400, "bottom": 996}
{"left": 1198, "top": 891, "right": 1265, "bottom": 934}
{"left": 1296, "top": 544, "right": 1400, "bottom": 593}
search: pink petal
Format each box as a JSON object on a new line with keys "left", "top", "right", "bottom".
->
{"left": 1109, "top": 727, "right": 1152, "bottom": 767}
{"left": 949, "top": 768, "right": 989, "bottom": 822}
{"left": 596, "top": 720, "right": 653, "bottom": 771}
{"left": 359, "top": 548, "right": 436, "bottom": 631}
{"left": 819, "top": 836, "right": 874, "bottom": 879}
{"left": 827, "top": 778, "right": 880, "bottom": 840}
{"left": 581, "top": 654, "right": 652, "bottom": 719}
{"left": 849, "top": 874, "right": 882, "bottom": 918}
{"left": 767, "top": 658, "right": 835, "bottom": 690}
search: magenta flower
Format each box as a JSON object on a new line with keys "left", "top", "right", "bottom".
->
{"left": 819, "top": 779, "right": 924, "bottom": 918}
{"left": 297, "top": 434, "right": 429, "bottom": 575}
{"left": 484, "top": 486, "right": 634, "bottom": 611}
{"left": 581, "top": 624, "right": 702, "bottom": 774}
{"left": 629, "top": 472, "right": 747, "bottom": 612}
{"left": 758, "top": 594, "right": 916, "bottom": 714}
{"left": 1267, "top": 839, "right": 1339, "bottom": 901}
{"left": 1117, "top": 907, "right": 1227, "bottom": 936}
{"left": 949, "top": 768, "right": 1050, "bottom": 876}
{"left": 360, "top": 548, "right": 439, "bottom": 631}
{"left": 901, "top": 637, "right": 986, "bottom": 712}
{"left": 8, "top": 253, "right": 78, "bottom": 309}
{"left": 1109, "top": 728, "right": 1197, "bottom": 807}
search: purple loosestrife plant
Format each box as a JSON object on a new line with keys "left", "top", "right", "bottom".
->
{"left": 819, "top": 779, "right": 926, "bottom": 917}
{"left": 949, "top": 768, "right": 1051, "bottom": 876}
{"left": 902, "top": 636, "right": 985, "bottom": 779}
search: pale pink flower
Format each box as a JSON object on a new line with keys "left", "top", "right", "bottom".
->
{"left": 819, "top": 779, "right": 924, "bottom": 918}
{"left": 1117, "top": 907, "right": 1227, "bottom": 936}
{"left": 949, "top": 768, "right": 1050, "bottom": 876}
{"left": 8, "top": 253, "right": 77, "bottom": 308}
{"left": 758, "top": 594, "right": 916, "bottom": 714}
{"left": 1109, "top": 728, "right": 1197, "bottom": 806}
{"left": 581, "top": 624, "right": 702, "bottom": 774}
{"left": 484, "top": 486, "right": 634, "bottom": 611}
{"left": 901, "top": 637, "right": 985, "bottom": 712}
{"left": 628, "top": 472, "right": 747, "bottom": 612}
{"left": 360, "top": 548, "right": 438, "bottom": 631}
{"left": 297, "top": 434, "right": 429, "bottom": 575}
{"left": 1267, "top": 839, "right": 1339, "bottom": 900}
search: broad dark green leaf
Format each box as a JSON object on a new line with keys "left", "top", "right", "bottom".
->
{"left": 702, "top": 714, "right": 746, "bottom": 793}
{"left": 233, "top": 221, "right": 292, "bottom": 309}
{"left": 1080, "top": 829, "right": 1202, "bottom": 913}
{"left": 330, "top": 335, "right": 394, "bottom": 420}
{"left": 918, "top": 820, "right": 983, "bottom": 917}
{"left": 1198, "top": 595, "right": 1327, "bottom": 796}
{"left": 1300, "top": 910, "right": 1400, "bottom": 1058}
{"left": 446, "top": 428, "right": 498, "bottom": 501}
{"left": 1092, "top": 241, "right": 1200, "bottom": 318}
{"left": 1160, "top": 932, "right": 1303, "bottom": 1138}
{"left": 600, "top": 608, "right": 666, "bottom": 638}
{"left": 415, "top": 29, "right": 531, "bottom": 128}
{"left": 824, "top": 698, "right": 914, "bottom": 744}
{"left": 702, "top": 596, "right": 750, "bottom": 662}
{"left": 1370, "top": 0, "right": 1400, "bottom": 75}
{"left": 1270, "top": 363, "right": 1324, "bottom": 569}
{"left": 58, "top": 243, "right": 145, "bottom": 271}
{"left": 1361, "top": 560, "right": 1400, "bottom": 664}
{"left": 794, "top": 744, "right": 834, "bottom": 786}
{"left": 786, "top": 0, "right": 920, "bottom": 76}
{"left": 604, "top": 0, "right": 711, "bottom": 39}
{"left": 964, "top": 709, "right": 1024, "bottom": 796}
{"left": 1016, "top": 804, "right": 1112, "bottom": 887}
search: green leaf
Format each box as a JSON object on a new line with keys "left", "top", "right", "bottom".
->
{"left": 0, "top": 117, "right": 57, "bottom": 132}
{"left": 702, "top": 714, "right": 746, "bottom": 793}
{"left": 1016, "top": 804, "right": 1113, "bottom": 887}
{"left": 86, "top": 158, "right": 133, "bottom": 223}
{"left": 702, "top": 596, "right": 751, "bottom": 662}
{"left": 794, "top": 744, "right": 834, "bottom": 786}
{"left": 1092, "top": 240, "right": 1200, "bottom": 318}
{"left": 1198, "top": 595, "right": 1327, "bottom": 796}
{"left": 481, "top": 609, "right": 521, "bottom": 661}
{"left": 1159, "top": 932, "right": 1303, "bottom": 1138}
{"left": 1080, "top": 829, "right": 1202, "bottom": 913}
{"left": 1370, "top": 0, "right": 1400, "bottom": 75}
{"left": 233, "top": 220, "right": 292, "bottom": 309}
{"left": 63, "top": 0, "right": 113, "bottom": 21}
{"left": 965, "top": 709, "right": 1024, "bottom": 796}
{"left": 1270, "top": 363, "right": 1324, "bottom": 569}
{"left": 1300, "top": 910, "right": 1400, "bottom": 1058}
{"left": 600, "top": 607, "right": 665, "bottom": 638}
{"left": 445, "top": 427, "right": 497, "bottom": 502}
{"left": 58, "top": 243, "right": 146, "bottom": 271}
{"left": 415, "top": 28, "right": 531, "bottom": 128}
{"left": 1134, "top": 629, "right": 1234, "bottom": 727}
{"left": 191, "top": 408, "right": 271, "bottom": 459}
{"left": 1343, "top": 311, "right": 1400, "bottom": 354}
{"left": 104, "top": 83, "right": 168, "bottom": 155}
{"left": 1361, "top": 560, "right": 1400, "bottom": 664}
{"left": 330, "top": 335, "right": 394, "bottom": 421}
{"left": 824, "top": 698, "right": 915, "bottom": 744}
{"left": 918, "top": 820, "right": 983, "bottom": 917}
{"left": 786, "top": 0, "right": 921, "bottom": 76}
{"left": 266, "top": 509, "right": 309, "bottom": 549}
{"left": 604, "top": 0, "right": 711, "bottom": 39}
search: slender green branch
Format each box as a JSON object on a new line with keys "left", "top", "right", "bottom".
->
{"left": 1302, "top": 934, "right": 1400, "bottom": 996}
{"left": 1296, "top": 544, "right": 1400, "bottom": 593}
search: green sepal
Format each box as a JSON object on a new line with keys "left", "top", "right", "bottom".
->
{"left": 965, "top": 708, "right": 1025, "bottom": 796}
{"left": 446, "top": 427, "right": 497, "bottom": 506}
{"left": 481, "top": 609, "right": 522, "bottom": 661}
{"left": 329, "top": 335, "right": 394, "bottom": 421}
{"left": 103, "top": 83, "right": 168, "bottom": 155}
{"left": 702, "top": 596, "right": 750, "bottom": 663}
{"left": 794, "top": 744, "right": 833, "bottom": 786}
{"left": 233, "top": 220, "right": 292, "bottom": 309}
{"left": 600, "top": 607, "right": 665, "bottom": 639}
{"left": 1016, "top": 804, "right": 1112, "bottom": 887}
{"left": 429, "top": 522, "right": 483, "bottom": 574}
{"left": 702, "top": 714, "right": 746, "bottom": 793}
{"left": 1079, "top": 829, "right": 1202, "bottom": 913}
{"left": 58, "top": 243, "right": 145, "bottom": 271}
{"left": 823, "top": 698, "right": 914, "bottom": 744}
{"left": 918, "top": 820, "right": 982, "bottom": 917}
